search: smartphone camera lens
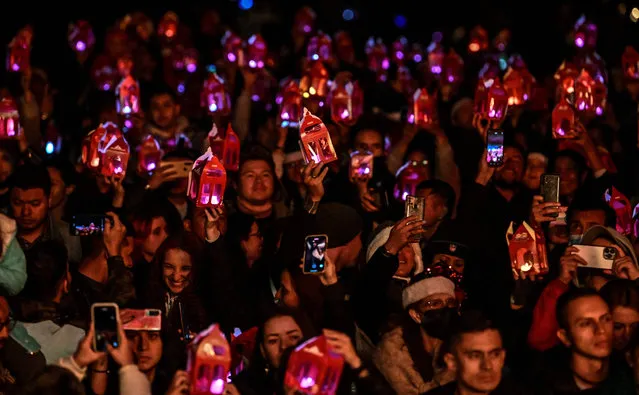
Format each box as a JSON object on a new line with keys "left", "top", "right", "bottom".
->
{"left": 603, "top": 247, "right": 616, "bottom": 260}
{"left": 149, "top": 310, "right": 160, "bottom": 316}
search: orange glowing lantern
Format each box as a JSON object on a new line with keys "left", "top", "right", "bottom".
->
{"left": 277, "top": 79, "right": 303, "bottom": 128}
{"left": 294, "top": 6, "right": 317, "bottom": 36}
{"left": 158, "top": 11, "right": 179, "bottom": 41}
{"left": 100, "top": 134, "right": 130, "bottom": 178}
{"left": 188, "top": 149, "right": 227, "bottom": 207}
{"left": 468, "top": 25, "right": 488, "bottom": 53}
{"left": 604, "top": 187, "right": 633, "bottom": 236}
{"left": 552, "top": 100, "right": 577, "bottom": 139}
{"left": 394, "top": 160, "right": 430, "bottom": 201}
{"left": 493, "top": 29, "right": 511, "bottom": 52}
{"left": 0, "top": 98, "right": 21, "bottom": 139}
{"left": 116, "top": 75, "right": 140, "bottom": 115}
{"left": 573, "top": 15, "right": 597, "bottom": 50}
{"left": 622, "top": 46, "right": 639, "bottom": 80}
{"left": 427, "top": 39, "right": 444, "bottom": 77}
{"left": 137, "top": 135, "right": 163, "bottom": 174}
{"left": 334, "top": 31, "right": 354, "bottom": 63}
{"left": 222, "top": 125, "right": 240, "bottom": 172}
{"left": 574, "top": 70, "right": 594, "bottom": 113}
{"left": 222, "top": 30, "right": 244, "bottom": 65}
{"left": 81, "top": 124, "right": 108, "bottom": 172}
{"left": 7, "top": 26, "right": 33, "bottom": 73}
{"left": 284, "top": 336, "right": 344, "bottom": 395}
{"left": 554, "top": 61, "right": 580, "bottom": 100}
{"left": 506, "top": 221, "right": 549, "bottom": 278}
{"left": 591, "top": 78, "right": 607, "bottom": 117}
{"left": 246, "top": 34, "right": 267, "bottom": 70}
{"left": 327, "top": 72, "right": 363, "bottom": 126}
{"left": 187, "top": 324, "right": 231, "bottom": 395}
{"left": 503, "top": 67, "right": 534, "bottom": 106}
{"left": 201, "top": 66, "right": 232, "bottom": 116}
{"left": 365, "top": 37, "right": 390, "bottom": 81}
{"left": 299, "top": 61, "right": 329, "bottom": 101}
{"left": 299, "top": 107, "right": 337, "bottom": 164}
{"left": 91, "top": 55, "right": 118, "bottom": 91}
{"left": 307, "top": 32, "right": 333, "bottom": 63}
{"left": 407, "top": 88, "right": 437, "bottom": 128}
{"left": 474, "top": 77, "right": 508, "bottom": 121}
{"left": 441, "top": 50, "right": 464, "bottom": 85}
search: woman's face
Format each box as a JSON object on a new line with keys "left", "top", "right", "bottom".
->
{"left": 127, "top": 331, "right": 163, "bottom": 372}
{"left": 396, "top": 246, "right": 416, "bottom": 277}
{"left": 276, "top": 270, "right": 300, "bottom": 308}
{"left": 141, "top": 217, "right": 169, "bottom": 260}
{"left": 240, "top": 222, "right": 263, "bottom": 262}
{"left": 162, "top": 248, "right": 192, "bottom": 294}
{"left": 261, "top": 315, "right": 303, "bottom": 368}
{"left": 612, "top": 305, "right": 639, "bottom": 351}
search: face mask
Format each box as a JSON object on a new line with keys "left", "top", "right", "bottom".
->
{"left": 569, "top": 233, "right": 583, "bottom": 246}
{"left": 420, "top": 307, "right": 457, "bottom": 339}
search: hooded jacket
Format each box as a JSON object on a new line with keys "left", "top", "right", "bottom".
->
{"left": 0, "top": 213, "right": 26, "bottom": 296}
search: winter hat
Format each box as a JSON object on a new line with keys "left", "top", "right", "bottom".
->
{"left": 581, "top": 225, "right": 638, "bottom": 267}
{"left": 366, "top": 225, "right": 424, "bottom": 275}
{"left": 402, "top": 275, "right": 455, "bottom": 309}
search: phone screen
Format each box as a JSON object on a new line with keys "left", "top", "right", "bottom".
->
{"left": 486, "top": 129, "right": 504, "bottom": 167}
{"left": 71, "top": 214, "right": 106, "bottom": 236}
{"left": 304, "top": 235, "right": 327, "bottom": 274}
{"left": 93, "top": 305, "right": 118, "bottom": 352}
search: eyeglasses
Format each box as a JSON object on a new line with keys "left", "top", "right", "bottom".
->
{"left": 0, "top": 316, "right": 15, "bottom": 332}
{"left": 423, "top": 297, "right": 458, "bottom": 311}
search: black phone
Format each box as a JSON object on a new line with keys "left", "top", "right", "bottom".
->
{"left": 92, "top": 303, "right": 120, "bottom": 352}
{"left": 541, "top": 173, "right": 561, "bottom": 207}
{"left": 486, "top": 129, "right": 504, "bottom": 167}
{"left": 303, "top": 235, "right": 328, "bottom": 274}
{"left": 70, "top": 214, "right": 108, "bottom": 236}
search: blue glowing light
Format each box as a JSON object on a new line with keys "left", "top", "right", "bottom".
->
{"left": 342, "top": 9, "right": 354, "bottom": 21}
{"left": 394, "top": 15, "right": 407, "bottom": 29}
{"left": 239, "top": 0, "right": 253, "bottom": 10}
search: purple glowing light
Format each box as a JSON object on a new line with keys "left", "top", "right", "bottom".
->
{"left": 147, "top": 162, "right": 156, "bottom": 171}
{"left": 431, "top": 65, "right": 442, "bottom": 74}
{"left": 186, "top": 63, "right": 197, "bottom": 73}
{"left": 303, "top": 25, "right": 312, "bottom": 33}
{"left": 578, "top": 101, "right": 586, "bottom": 111}
{"left": 122, "top": 106, "right": 132, "bottom": 115}
{"left": 281, "top": 112, "right": 290, "bottom": 120}
{"left": 312, "top": 54, "right": 319, "bottom": 61}
{"left": 227, "top": 53, "right": 237, "bottom": 62}
{"left": 340, "top": 109, "right": 350, "bottom": 119}
{"left": 300, "top": 376, "right": 315, "bottom": 389}
{"left": 257, "top": 60, "right": 264, "bottom": 68}
{"left": 102, "top": 83, "right": 111, "bottom": 91}
{"left": 595, "top": 106, "right": 603, "bottom": 115}
{"left": 523, "top": 94, "right": 529, "bottom": 101}
{"left": 413, "top": 54, "right": 423, "bottom": 63}
{"left": 177, "top": 83, "right": 185, "bottom": 93}
{"left": 209, "top": 102, "right": 218, "bottom": 112}
{"left": 251, "top": 94, "right": 260, "bottom": 102}
{"left": 381, "top": 59, "right": 390, "bottom": 70}
{"left": 575, "top": 36, "right": 584, "bottom": 48}
{"left": 447, "top": 75, "right": 454, "bottom": 83}
{"left": 211, "top": 195, "right": 220, "bottom": 205}
{"left": 318, "top": 101, "right": 325, "bottom": 107}
{"left": 209, "top": 378, "right": 225, "bottom": 394}
{"left": 75, "top": 41, "right": 86, "bottom": 52}
{"left": 248, "top": 60, "right": 257, "bottom": 68}
{"left": 114, "top": 166, "right": 123, "bottom": 174}
{"left": 11, "top": 63, "right": 19, "bottom": 71}
{"left": 395, "top": 51, "right": 404, "bottom": 60}
{"left": 124, "top": 119, "right": 133, "bottom": 129}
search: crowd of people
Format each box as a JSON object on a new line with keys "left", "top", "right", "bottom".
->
{"left": 0, "top": 3, "right": 638, "bottom": 395}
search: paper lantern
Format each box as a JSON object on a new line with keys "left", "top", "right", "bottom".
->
{"left": 119, "top": 12, "right": 154, "bottom": 42}
{"left": 307, "top": 32, "right": 333, "bottom": 63}
{"left": 573, "top": 15, "right": 597, "bottom": 50}
{"left": 137, "top": 135, "right": 163, "bottom": 174}
{"left": 299, "top": 61, "right": 329, "bottom": 100}
{"left": 294, "top": 6, "right": 316, "bottom": 35}
{"left": 604, "top": 187, "right": 632, "bottom": 236}
{"left": 251, "top": 69, "right": 277, "bottom": 104}
{"left": 99, "top": 134, "right": 130, "bottom": 177}
{"left": 81, "top": 124, "right": 108, "bottom": 171}
{"left": 506, "top": 221, "right": 549, "bottom": 278}
{"left": 407, "top": 88, "right": 437, "bottom": 128}
{"left": 299, "top": 107, "right": 337, "bottom": 164}
{"left": 207, "top": 124, "right": 225, "bottom": 160}
{"left": 468, "top": 25, "right": 488, "bottom": 53}
{"left": 158, "top": 11, "right": 179, "bottom": 41}
{"left": 230, "top": 327, "right": 258, "bottom": 377}
{"left": 115, "top": 75, "right": 140, "bottom": 115}
{"left": 43, "top": 122, "right": 62, "bottom": 155}
{"left": 507, "top": 54, "right": 527, "bottom": 71}
{"left": 0, "top": 98, "right": 20, "bottom": 139}
{"left": 591, "top": 78, "right": 607, "bottom": 116}
{"left": 349, "top": 151, "right": 373, "bottom": 180}
{"left": 188, "top": 149, "right": 227, "bottom": 207}
{"left": 284, "top": 336, "right": 344, "bottom": 395}
{"left": 441, "top": 50, "right": 464, "bottom": 85}
{"left": 474, "top": 77, "right": 508, "bottom": 121}
{"left": 391, "top": 36, "right": 409, "bottom": 65}
{"left": 213, "top": 125, "right": 241, "bottom": 172}
{"left": 622, "top": 46, "right": 639, "bottom": 80}
{"left": 91, "top": 55, "right": 118, "bottom": 91}
{"left": 365, "top": 37, "right": 389, "bottom": 81}
{"left": 68, "top": 21, "right": 95, "bottom": 53}
{"left": 6, "top": 26, "right": 32, "bottom": 72}
{"left": 427, "top": 40, "right": 444, "bottom": 77}
{"left": 334, "top": 31, "right": 354, "bottom": 63}
{"left": 393, "top": 160, "right": 429, "bottom": 201}
{"left": 503, "top": 67, "right": 534, "bottom": 106}
{"left": 277, "top": 79, "right": 303, "bottom": 128}
{"left": 478, "top": 59, "right": 501, "bottom": 80}
{"left": 408, "top": 42, "right": 424, "bottom": 63}
{"left": 221, "top": 30, "right": 244, "bottom": 65}
{"left": 574, "top": 70, "right": 594, "bottom": 113}
{"left": 327, "top": 72, "right": 363, "bottom": 126}
{"left": 551, "top": 100, "right": 577, "bottom": 139}
{"left": 493, "top": 29, "right": 511, "bottom": 52}
{"left": 201, "top": 67, "right": 232, "bottom": 116}
{"left": 554, "top": 61, "right": 579, "bottom": 100}
{"left": 187, "top": 324, "right": 231, "bottom": 395}
{"left": 246, "top": 34, "right": 267, "bottom": 70}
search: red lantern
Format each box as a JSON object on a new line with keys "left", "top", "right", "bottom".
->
{"left": 307, "top": 32, "right": 333, "bottom": 63}
{"left": 409, "top": 43, "right": 424, "bottom": 63}
{"left": 137, "top": 135, "right": 163, "bottom": 174}
{"left": 81, "top": 124, "right": 108, "bottom": 171}
{"left": 299, "top": 61, "right": 329, "bottom": 101}
{"left": 334, "top": 31, "right": 354, "bottom": 63}
{"left": 506, "top": 221, "right": 549, "bottom": 278}
{"left": 394, "top": 160, "right": 429, "bottom": 201}
{"left": 441, "top": 50, "right": 464, "bottom": 85}
{"left": 573, "top": 15, "right": 597, "bottom": 50}
{"left": 7, "top": 26, "right": 32, "bottom": 73}
{"left": 327, "top": 72, "right": 363, "bottom": 126}
{"left": 427, "top": 40, "right": 444, "bottom": 77}
{"left": 493, "top": 29, "right": 511, "bottom": 52}
{"left": 43, "top": 122, "right": 62, "bottom": 155}
{"left": 391, "top": 36, "right": 409, "bottom": 65}
{"left": 68, "top": 21, "right": 95, "bottom": 53}
{"left": 230, "top": 327, "right": 258, "bottom": 377}
{"left": 158, "top": 11, "right": 179, "bottom": 41}
{"left": 365, "top": 37, "right": 389, "bottom": 81}
{"left": 188, "top": 149, "right": 227, "bottom": 207}
{"left": 0, "top": 98, "right": 21, "bottom": 139}
{"left": 207, "top": 124, "right": 225, "bottom": 160}
{"left": 474, "top": 77, "right": 508, "bottom": 121}
{"left": 201, "top": 67, "right": 232, "bottom": 116}
{"left": 187, "top": 324, "right": 231, "bottom": 395}
{"left": 299, "top": 107, "right": 337, "bottom": 164}
{"left": 246, "top": 34, "right": 267, "bottom": 70}
{"left": 294, "top": 6, "right": 317, "bottom": 36}
{"left": 222, "top": 125, "right": 240, "bottom": 172}
{"left": 622, "top": 46, "right": 639, "bottom": 80}
{"left": 508, "top": 54, "right": 527, "bottom": 71}
{"left": 552, "top": 100, "right": 577, "bottom": 139}
{"left": 276, "top": 79, "right": 303, "bottom": 128}
{"left": 251, "top": 69, "right": 277, "bottom": 104}
{"left": 99, "top": 134, "right": 130, "bottom": 177}
{"left": 554, "top": 61, "right": 580, "bottom": 100}
{"left": 91, "top": 55, "right": 118, "bottom": 91}
{"left": 574, "top": 70, "right": 594, "bottom": 113}
{"left": 478, "top": 59, "right": 501, "bottom": 80}
{"left": 503, "top": 67, "right": 534, "bottom": 106}
{"left": 116, "top": 75, "right": 141, "bottom": 115}
{"left": 468, "top": 25, "right": 489, "bottom": 53}
{"left": 407, "top": 88, "right": 437, "bottom": 128}
{"left": 604, "top": 187, "right": 633, "bottom": 236}
{"left": 284, "top": 336, "right": 344, "bottom": 395}
{"left": 119, "top": 12, "right": 154, "bottom": 42}
{"left": 222, "top": 30, "right": 244, "bottom": 65}
{"left": 591, "top": 78, "right": 607, "bottom": 117}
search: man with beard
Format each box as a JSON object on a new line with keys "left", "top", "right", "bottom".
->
{"left": 374, "top": 275, "right": 458, "bottom": 395}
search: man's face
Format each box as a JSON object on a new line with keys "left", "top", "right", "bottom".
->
{"left": 446, "top": 329, "right": 505, "bottom": 394}
{"left": 494, "top": 147, "right": 524, "bottom": 186}
{"left": 10, "top": 187, "right": 49, "bottom": 232}
{"left": 353, "top": 130, "right": 384, "bottom": 158}
{"left": 416, "top": 188, "right": 446, "bottom": 227}
{"left": 433, "top": 253, "right": 465, "bottom": 274}
{"left": 554, "top": 156, "right": 581, "bottom": 197}
{"left": 396, "top": 245, "right": 416, "bottom": 277}
{"left": 238, "top": 160, "right": 274, "bottom": 205}
{"left": 559, "top": 295, "right": 613, "bottom": 359}
{"left": 150, "top": 94, "right": 179, "bottom": 129}
{"left": 611, "top": 306, "right": 639, "bottom": 351}
{"left": 523, "top": 157, "right": 547, "bottom": 191}
{"left": 0, "top": 150, "right": 13, "bottom": 184}
{"left": 47, "top": 167, "right": 67, "bottom": 210}
{"left": 0, "top": 297, "right": 9, "bottom": 349}
{"left": 568, "top": 209, "right": 606, "bottom": 238}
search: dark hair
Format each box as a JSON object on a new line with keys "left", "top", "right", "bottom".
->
{"left": 599, "top": 279, "right": 639, "bottom": 313}
{"left": 445, "top": 310, "right": 500, "bottom": 352}
{"left": 43, "top": 157, "right": 77, "bottom": 187}
{"left": 239, "top": 144, "right": 276, "bottom": 176}
{"left": 21, "top": 365, "right": 85, "bottom": 395}
{"left": 146, "top": 83, "right": 178, "bottom": 108}
{"left": 552, "top": 150, "right": 588, "bottom": 178}
{"left": 556, "top": 287, "right": 603, "bottom": 330}
{"left": 153, "top": 233, "right": 202, "bottom": 292}
{"left": 10, "top": 163, "right": 52, "bottom": 196}
{"left": 225, "top": 212, "right": 258, "bottom": 262}
{"left": 567, "top": 193, "right": 616, "bottom": 228}
{"left": 503, "top": 142, "right": 527, "bottom": 161}
{"left": 416, "top": 179, "right": 456, "bottom": 218}
{"left": 23, "top": 241, "right": 68, "bottom": 302}
{"left": 130, "top": 196, "right": 184, "bottom": 241}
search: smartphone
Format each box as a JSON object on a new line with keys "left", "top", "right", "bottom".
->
{"left": 486, "top": 129, "right": 504, "bottom": 167}
{"left": 303, "top": 235, "right": 328, "bottom": 274}
{"left": 541, "top": 174, "right": 560, "bottom": 204}
{"left": 70, "top": 214, "right": 107, "bottom": 236}
{"left": 91, "top": 303, "right": 120, "bottom": 352}
{"left": 405, "top": 196, "right": 425, "bottom": 220}
{"left": 574, "top": 245, "right": 618, "bottom": 270}
{"left": 121, "top": 309, "right": 162, "bottom": 331}
{"left": 350, "top": 151, "right": 374, "bottom": 180}
{"left": 159, "top": 160, "right": 193, "bottom": 179}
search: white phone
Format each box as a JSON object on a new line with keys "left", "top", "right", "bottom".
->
{"left": 574, "top": 245, "right": 617, "bottom": 270}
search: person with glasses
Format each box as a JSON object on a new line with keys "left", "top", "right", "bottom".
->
{"left": 374, "top": 274, "right": 459, "bottom": 395}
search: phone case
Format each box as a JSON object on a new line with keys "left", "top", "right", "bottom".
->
{"left": 303, "top": 235, "right": 328, "bottom": 274}
{"left": 574, "top": 245, "right": 617, "bottom": 270}
{"left": 541, "top": 174, "right": 561, "bottom": 204}
{"left": 405, "top": 196, "right": 425, "bottom": 220}
{"left": 91, "top": 303, "right": 120, "bottom": 352}
{"left": 121, "top": 309, "right": 162, "bottom": 331}
{"left": 486, "top": 129, "right": 504, "bottom": 167}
